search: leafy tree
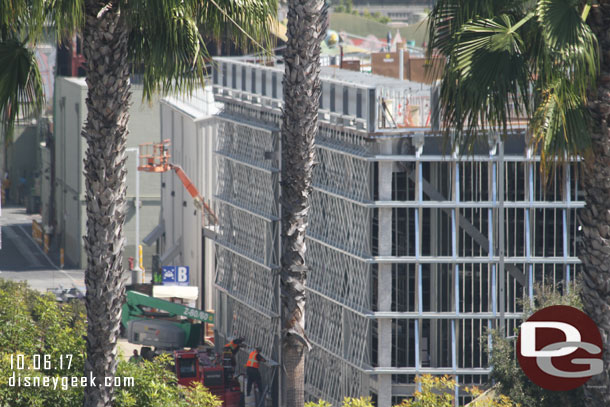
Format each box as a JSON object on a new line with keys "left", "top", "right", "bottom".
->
{"left": 304, "top": 376, "right": 519, "bottom": 407}
{"left": 427, "top": 1, "right": 609, "bottom": 404}
{"left": 486, "top": 284, "right": 585, "bottom": 407}
{"left": 306, "top": 401, "right": 333, "bottom": 407}
{"left": 114, "top": 354, "right": 222, "bottom": 407}
{"left": 395, "top": 375, "right": 454, "bottom": 407}
{"left": 0, "top": 1, "right": 275, "bottom": 406}
{"left": 342, "top": 397, "right": 376, "bottom": 407}
{"left": 394, "top": 375, "right": 518, "bottom": 407}
{"left": 466, "top": 386, "right": 520, "bottom": 407}
{"left": 306, "top": 397, "right": 375, "bottom": 407}
{"left": 0, "top": 280, "right": 86, "bottom": 407}
{"left": 0, "top": 280, "right": 221, "bottom": 407}
{"left": 344, "top": 0, "right": 353, "bottom": 13}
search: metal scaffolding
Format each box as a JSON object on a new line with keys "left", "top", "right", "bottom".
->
{"left": 211, "top": 57, "right": 584, "bottom": 406}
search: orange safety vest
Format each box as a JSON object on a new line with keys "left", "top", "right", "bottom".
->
{"left": 224, "top": 340, "right": 238, "bottom": 351}
{"left": 246, "top": 350, "right": 259, "bottom": 369}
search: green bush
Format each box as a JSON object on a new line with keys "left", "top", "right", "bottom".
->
{"left": 115, "top": 353, "right": 222, "bottom": 407}
{"left": 306, "top": 376, "right": 519, "bottom": 407}
{"left": 306, "top": 400, "right": 333, "bottom": 407}
{"left": 0, "top": 280, "right": 220, "bottom": 407}
{"left": 486, "top": 283, "right": 585, "bottom": 407}
{"left": 306, "top": 397, "right": 374, "bottom": 407}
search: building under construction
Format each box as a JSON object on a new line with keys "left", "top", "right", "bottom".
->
{"left": 210, "top": 57, "right": 583, "bottom": 406}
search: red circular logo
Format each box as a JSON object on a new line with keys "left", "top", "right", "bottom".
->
{"left": 517, "top": 305, "right": 603, "bottom": 391}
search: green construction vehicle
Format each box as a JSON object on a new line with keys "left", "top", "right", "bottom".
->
{"left": 121, "top": 290, "right": 214, "bottom": 349}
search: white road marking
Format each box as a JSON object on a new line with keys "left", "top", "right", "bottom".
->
{"left": 16, "top": 224, "right": 80, "bottom": 286}
{"left": 3, "top": 226, "right": 43, "bottom": 268}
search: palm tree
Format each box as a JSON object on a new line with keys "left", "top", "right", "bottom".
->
{"left": 427, "top": 0, "right": 608, "bottom": 404}
{"left": 280, "top": 0, "right": 327, "bottom": 405}
{"left": 1, "top": 1, "right": 275, "bottom": 406}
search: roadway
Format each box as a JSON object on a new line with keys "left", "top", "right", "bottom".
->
{"left": 0, "top": 205, "right": 84, "bottom": 292}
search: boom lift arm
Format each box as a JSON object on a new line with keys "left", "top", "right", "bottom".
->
{"left": 137, "top": 140, "right": 218, "bottom": 225}
{"left": 122, "top": 290, "right": 214, "bottom": 326}
{"left": 169, "top": 164, "right": 218, "bottom": 224}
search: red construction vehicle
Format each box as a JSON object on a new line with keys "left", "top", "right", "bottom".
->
{"left": 138, "top": 139, "right": 218, "bottom": 225}
{"left": 174, "top": 349, "right": 242, "bottom": 406}
{"left": 122, "top": 291, "right": 242, "bottom": 406}
{"left": 135, "top": 142, "right": 241, "bottom": 403}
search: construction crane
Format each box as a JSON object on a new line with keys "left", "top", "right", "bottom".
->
{"left": 137, "top": 140, "right": 218, "bottom": 225}
{"left": 121, "top": 290, "right": 214, "bottom": 348}
{"left": 121, "top": 291, "right": 242, "bottom": 406}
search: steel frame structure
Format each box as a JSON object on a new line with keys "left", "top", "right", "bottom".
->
{"left": 211, "top": 57, "right": 583, "bottom": 406}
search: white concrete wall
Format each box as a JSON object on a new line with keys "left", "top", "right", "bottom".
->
{"left": 54, "top": 77, "right": 86, "bottom": 267}
{"left": 159, "top": 88, "right": 218, "bottom": 310}
{"left": 52, "top": 77, "right": 161, "bottom": 269}
{"left": 123, "top": 87, "right": 162, "bottom": 271}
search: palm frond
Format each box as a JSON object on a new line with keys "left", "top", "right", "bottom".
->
{"left": 0, "top": 38, "right": 44, "bottom": 142}
{"left": 44, "top": 0, "right": 84, "bottom": 42}
{"left": 530, "top": 77, "right": 590, "bottom": 173}
{"left": 196, "top": 0, "right": 277, "bottom": 54}
{"left": 126, "top": 0, "right": 207, "bottom": 100}
{"left": 0, "top": 0, "right": 26, "bottom": 34}
{"left": 428, "top": 0, "right": 599, "bottom": 176}
{"left": 1, "top": 0, "right": 46, "bottom": 43}
{"left": 438, "top": 14, "right": 531, "bottom": 151}
{"left": 536, "top": 0, "right": 598, "bottom": 97}
{"left": 426, "top": 0, "right": 528, "bottom": 57}
{"left": 125, "top": 0, "right": 276, "bottom": 100}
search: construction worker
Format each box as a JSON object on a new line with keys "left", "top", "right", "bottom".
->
{"left": 129, "top": 349, "right": 142, "bottom": 363}
{"left": 222, "top": 337, "right": 244, "bottom": 384}
{"left": 224, "top": 337, "right": 244, "bottom": 356}
{"left": 246, "top": 347, "right": 265, "bottom": 397}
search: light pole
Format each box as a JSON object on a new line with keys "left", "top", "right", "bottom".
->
{"left": 126, "top": 147, "right": 142, "bottom": 283}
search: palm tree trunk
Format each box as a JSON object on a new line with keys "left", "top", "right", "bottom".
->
{"left": 281, "top": 0, "right": 327, "bottom": 404}
{"left": 581, "top": 2, "right": 610, "bottom": 405}
{"left": 81, "top": 1, "right": 130, "bottom": 406}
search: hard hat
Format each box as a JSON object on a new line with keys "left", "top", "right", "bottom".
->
{"left": 325, "top": 30, "right": 339, "bottom": 47}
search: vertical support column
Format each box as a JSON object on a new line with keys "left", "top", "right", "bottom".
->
{"left": 487, "top": 138, "right": 498, "bottom": 357}
{"left": 498, "top": 141, "right": 506, "bottom": 332}
{"left": 562, "top": 162, "right": 571, "bottom": 291}
{"left": 451, "top": 150, "right": 460, "bottom": 402}
{"left": 377, "top": 141, "right": 393, "bottom": 407}
{"left": 276, "top": 132, "right": 283, "bottom": 407}
{"left": 526, "top": 146, "right": 534, "bottom": 303}
{"left": 429, "top": 162, "right": 438, "bottom": 368}
{"left": 368, "top": 89, "right": 377, "bottom": 133}
{"left": 414, "top": 134, "right": 424, "bottom": 387}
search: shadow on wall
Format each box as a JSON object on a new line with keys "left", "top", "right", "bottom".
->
{"left": 7, "top": 125, "right": 40, "bottom": 208}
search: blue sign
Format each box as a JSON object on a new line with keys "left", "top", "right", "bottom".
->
{"left": 161, "top": 266, "right": 190, "bottom": 286}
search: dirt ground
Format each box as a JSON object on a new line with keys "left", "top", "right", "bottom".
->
{"left": 117, "top": 338, "right": 143, "bottom": 361}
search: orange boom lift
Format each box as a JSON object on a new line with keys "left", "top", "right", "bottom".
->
{"left": 137, "top": 140, "right": 218, "bottom": 225}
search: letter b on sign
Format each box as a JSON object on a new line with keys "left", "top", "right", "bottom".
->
{"left": 176, "top": 266, "right": 189, "bottom": 285}
{"left": 517, "top": 305, "right": 603, "bottom": 391}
